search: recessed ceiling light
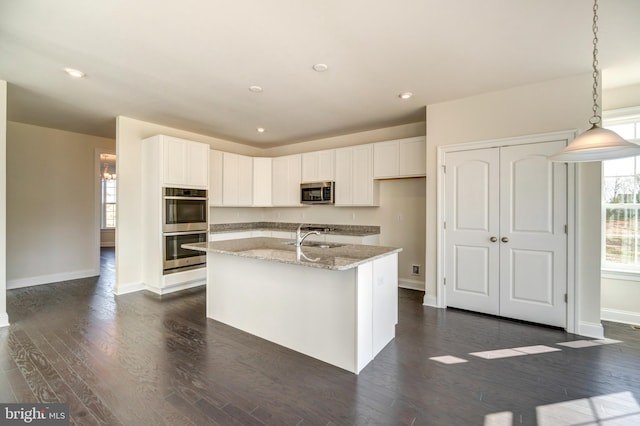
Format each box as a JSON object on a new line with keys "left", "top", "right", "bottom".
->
{"left": 249, "top": 85, "right": 263, "bottom": 93}
{"left": 399, "top": 92, "right": 413, "bottom": 100}
{"left": 64, "top": 68, "right": 86, "bottom": 78}
{"left": 312, "top": 63, "right": 329, "bottom": 72}
{"left": 257, "top": 127, "right": 266, "bottom": 133}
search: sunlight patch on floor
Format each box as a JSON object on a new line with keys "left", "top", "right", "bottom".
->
{"left": 484, "top": 392, "right": 640, "bottom": 426}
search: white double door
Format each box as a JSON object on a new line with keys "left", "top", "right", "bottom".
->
{"left": 444, "top": 140, "right": 567, "bottom": 327}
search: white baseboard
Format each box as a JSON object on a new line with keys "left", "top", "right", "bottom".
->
{"left": 7, "top": 269, "right": 100, "bottom": 290}
{"left": 601, "top": 308, "right": 640, "bottom": 326}
{"left": 422, "top": 293, "right": 440, "bottom": 308}
{"left": 398, "top": 278, "right": 424, "bottom": 291}
{"left": 0, "top": 312, "right": 9, "bottom": 328}
{"left": 145, "top": 280, "right": 205, "bottom": 296}
{"left": 113, "top": 281, "right": 146, "bottom": 295}
{"left": 578, "top": 321, "right": 605, "bottom": 339}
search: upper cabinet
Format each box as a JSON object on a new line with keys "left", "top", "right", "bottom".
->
{"left": 335, "top": 144, "right": 378, "bottom": 206}
{"left": 252, "top": 157, "right": 273, "bottom": 207}
{"left": 145, "top": 135, "right": 209, "bottom": 189}
{"left": 302, "top": 149, "right": 335, "bottom": 182}
{"left": 272, "top": 154, "right": 302, "bottom": 206}
{"left": 373, "top": 136, "right": 426, "bottom": 179}
{"left": 209, "top": 150, "right": 224, "bottom": 206}
{"left": 222, "top": 152, "right": 253, "bottom": 206}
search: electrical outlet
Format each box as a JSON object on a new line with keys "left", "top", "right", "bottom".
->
{"left": 412, "top": 264, "right": 420, "bottom": 275}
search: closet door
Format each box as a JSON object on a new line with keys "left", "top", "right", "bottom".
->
{"left": 498, "top": 141, "right": 567, "bottom": 327}
{"left": 444, "top": 148, "right": 501, "bottom": 315}
{"left": 443, "top": 140, "right": 568, "bottom": 327}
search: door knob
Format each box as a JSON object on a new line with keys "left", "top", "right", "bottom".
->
{"left": 490, "top": 236, "right": 498, "bottom": 242}
{"left": 501, "top": 237, "right": 509, "bottom": 243}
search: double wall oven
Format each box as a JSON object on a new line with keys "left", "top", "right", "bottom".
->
{"left": 162, "top": 187, "right": 207, "bottom": 274}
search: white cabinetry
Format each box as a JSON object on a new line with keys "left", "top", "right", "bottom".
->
{"left": 146, "top": 135, "right": 209, "bottom": 188}
{"left": 272, "top": 154, "right": 302, "bottom": 206}
{"left": 373, "top": 136, "right": 426, "bottom": 179}
{"left": 209, "top": 149, "right": 223, "bottom": 206}
{"left": 222, "top": 153, "right": 253, "bottom": 206}
{"left": 252, "top": 157, "right": 273, "bottom": 206}
{"left": 302, "top": 150, "right": 335, "bottom": 182}
{"left": 141, "top": 135, "right": 207, "bottom": 294}
{"left": 335, "top": 144, "right": 378, "bottom": 206}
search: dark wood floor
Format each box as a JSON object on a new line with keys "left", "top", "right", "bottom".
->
{"left": 1, "top": 248, "right": 639, "bottom": 425}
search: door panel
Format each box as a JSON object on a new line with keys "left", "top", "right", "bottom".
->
{"left": 454, "top": 246, "right": 490, "bottom": 295}
{"left": 444, "top": 148, "right": 500, "bottom": 316}
{"left": 499, "top": 141, "right": 567, "bottom": 327}
{"left": 510, "top": 249, "right": 553, "bottom": 304}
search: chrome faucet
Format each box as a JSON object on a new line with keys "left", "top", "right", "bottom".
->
{"left": 296, "top": 224, "right": 321, "bottom": 247}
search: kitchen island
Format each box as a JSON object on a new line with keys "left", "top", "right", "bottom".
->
{"left": 183, "top": 237, "right": 401, "bottom": 374}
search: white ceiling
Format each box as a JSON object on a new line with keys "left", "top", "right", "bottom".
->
{"left": 1, "top": 0, "right": 639, "bottom": 147}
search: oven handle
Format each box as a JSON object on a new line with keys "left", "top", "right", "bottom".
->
{"left": 163, "top": 231, "right": 208, "bottom": 237}
{"left": 163, "top": 196, "right": 208, "bottom": 201}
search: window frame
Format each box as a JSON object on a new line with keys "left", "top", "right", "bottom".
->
{"left": 101, "top": 176, "right": 116, "bottom": 229}
{"left": 601, "top": 106, "right": 640, "bottom": 278}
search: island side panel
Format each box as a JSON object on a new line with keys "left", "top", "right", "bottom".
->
{"left": 355, "top": 262, "right": 373, "bottom": 373}
{"left": 372, "top": 253, "right": 398, "bottom": 355}
{"left": 206, "top": 252, "right": 359, "bottom": 373}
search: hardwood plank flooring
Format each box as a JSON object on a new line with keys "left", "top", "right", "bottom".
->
{"left": 1, "top": 247, "right": 639, "bottom": 425}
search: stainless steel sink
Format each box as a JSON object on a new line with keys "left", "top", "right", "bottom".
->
{"left": 284, "top": 241, "right": 344, "bottom": 249}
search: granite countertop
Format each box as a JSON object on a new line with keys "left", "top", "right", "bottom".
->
{"left": 183, "top": 237, "right": 401, "bottom": 271}
{"left": 209, "top": 222, "right": 380, "bottom": 237}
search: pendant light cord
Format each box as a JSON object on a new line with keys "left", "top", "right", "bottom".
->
{"left": 590, "top": 0, "right": 601, "bottom": 127}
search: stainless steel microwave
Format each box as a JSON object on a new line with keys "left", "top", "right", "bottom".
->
{"left": 301, "top": 182, "right": 335, "bottom": 204}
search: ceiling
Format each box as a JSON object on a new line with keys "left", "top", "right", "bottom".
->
{"left": 1, "top": 0, "right": 640, "bottom": 148}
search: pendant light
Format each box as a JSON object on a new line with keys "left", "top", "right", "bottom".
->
{"left": 549, "top": 0, "right": 640, "bottom": 162}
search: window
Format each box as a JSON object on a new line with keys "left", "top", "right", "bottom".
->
{"left": 102, "top": 178, "right": 116, "bottom": 228}
{"left": 602, "top": 108, "right": 640, "bottom": 272}
{"left": 100, "top": 154, "right": 116, "bottom": 229}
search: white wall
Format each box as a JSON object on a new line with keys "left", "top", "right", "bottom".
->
{"left": 6, "top": 122, "right": 115, "bottom": 289}
{"left": 100, "top": 229, "right": 115, "bottom": 247}
{"left": 0, "top": 80, "right": 8, "bottom": 327}
{"left": 425, "top": 73, "right": 603, "bottom": 337}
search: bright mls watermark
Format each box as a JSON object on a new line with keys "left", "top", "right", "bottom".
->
{"left": 1, "top": 404, "right": 69, "bottom": 425}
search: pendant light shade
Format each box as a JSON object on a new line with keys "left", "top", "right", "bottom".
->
{"left": 549, "top": 0, "right": 640, "bottom": 162}
{"left": 548, "top": 124, "right": 640, "bottom": 162}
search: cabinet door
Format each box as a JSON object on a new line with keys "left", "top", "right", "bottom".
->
{"left": 252, "top": 157, "right": 272, "bottom": 206}
{"left": 334, "top": 147, "right": 353, "bottom": 205}
{"left": 352, "top": 144, "right": 374, "bottom": 205}
{"left": 187, "top": 142, "right": 210, "bottom": 188}
{"left": 302, "top": 150, "right": 335, "bottom": 182}
{"left": 373, "top": 141, "right": 399, "bottom": 178}
{"left": 222, "top": 153, "right": 253, "bottom": 206}
{"left": 272, "top": 155, "right": 301, "bottom": 206}
{"left": 302, "top": 152, "right": 320, "bottom": 183}
{"left": 209, "top": 150, "right": 223, "bottom": 205}
{"left": 399, "top": 137, "right": 426, "bottom": 176}
{"left": 237, "top": 155, "right": 254, "bottom": 205}
{"left": 222, "top": 153, "right": 239, "bottom": 205}
{"left": 162, "top": 137, "right": 188, "bottom": 186}
{"left": 318, "top": 150, "right": 335, "bottom": 181}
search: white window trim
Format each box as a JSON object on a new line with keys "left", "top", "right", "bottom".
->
{"left": 601, "top": 106, "right": 640, "bottom": 279}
